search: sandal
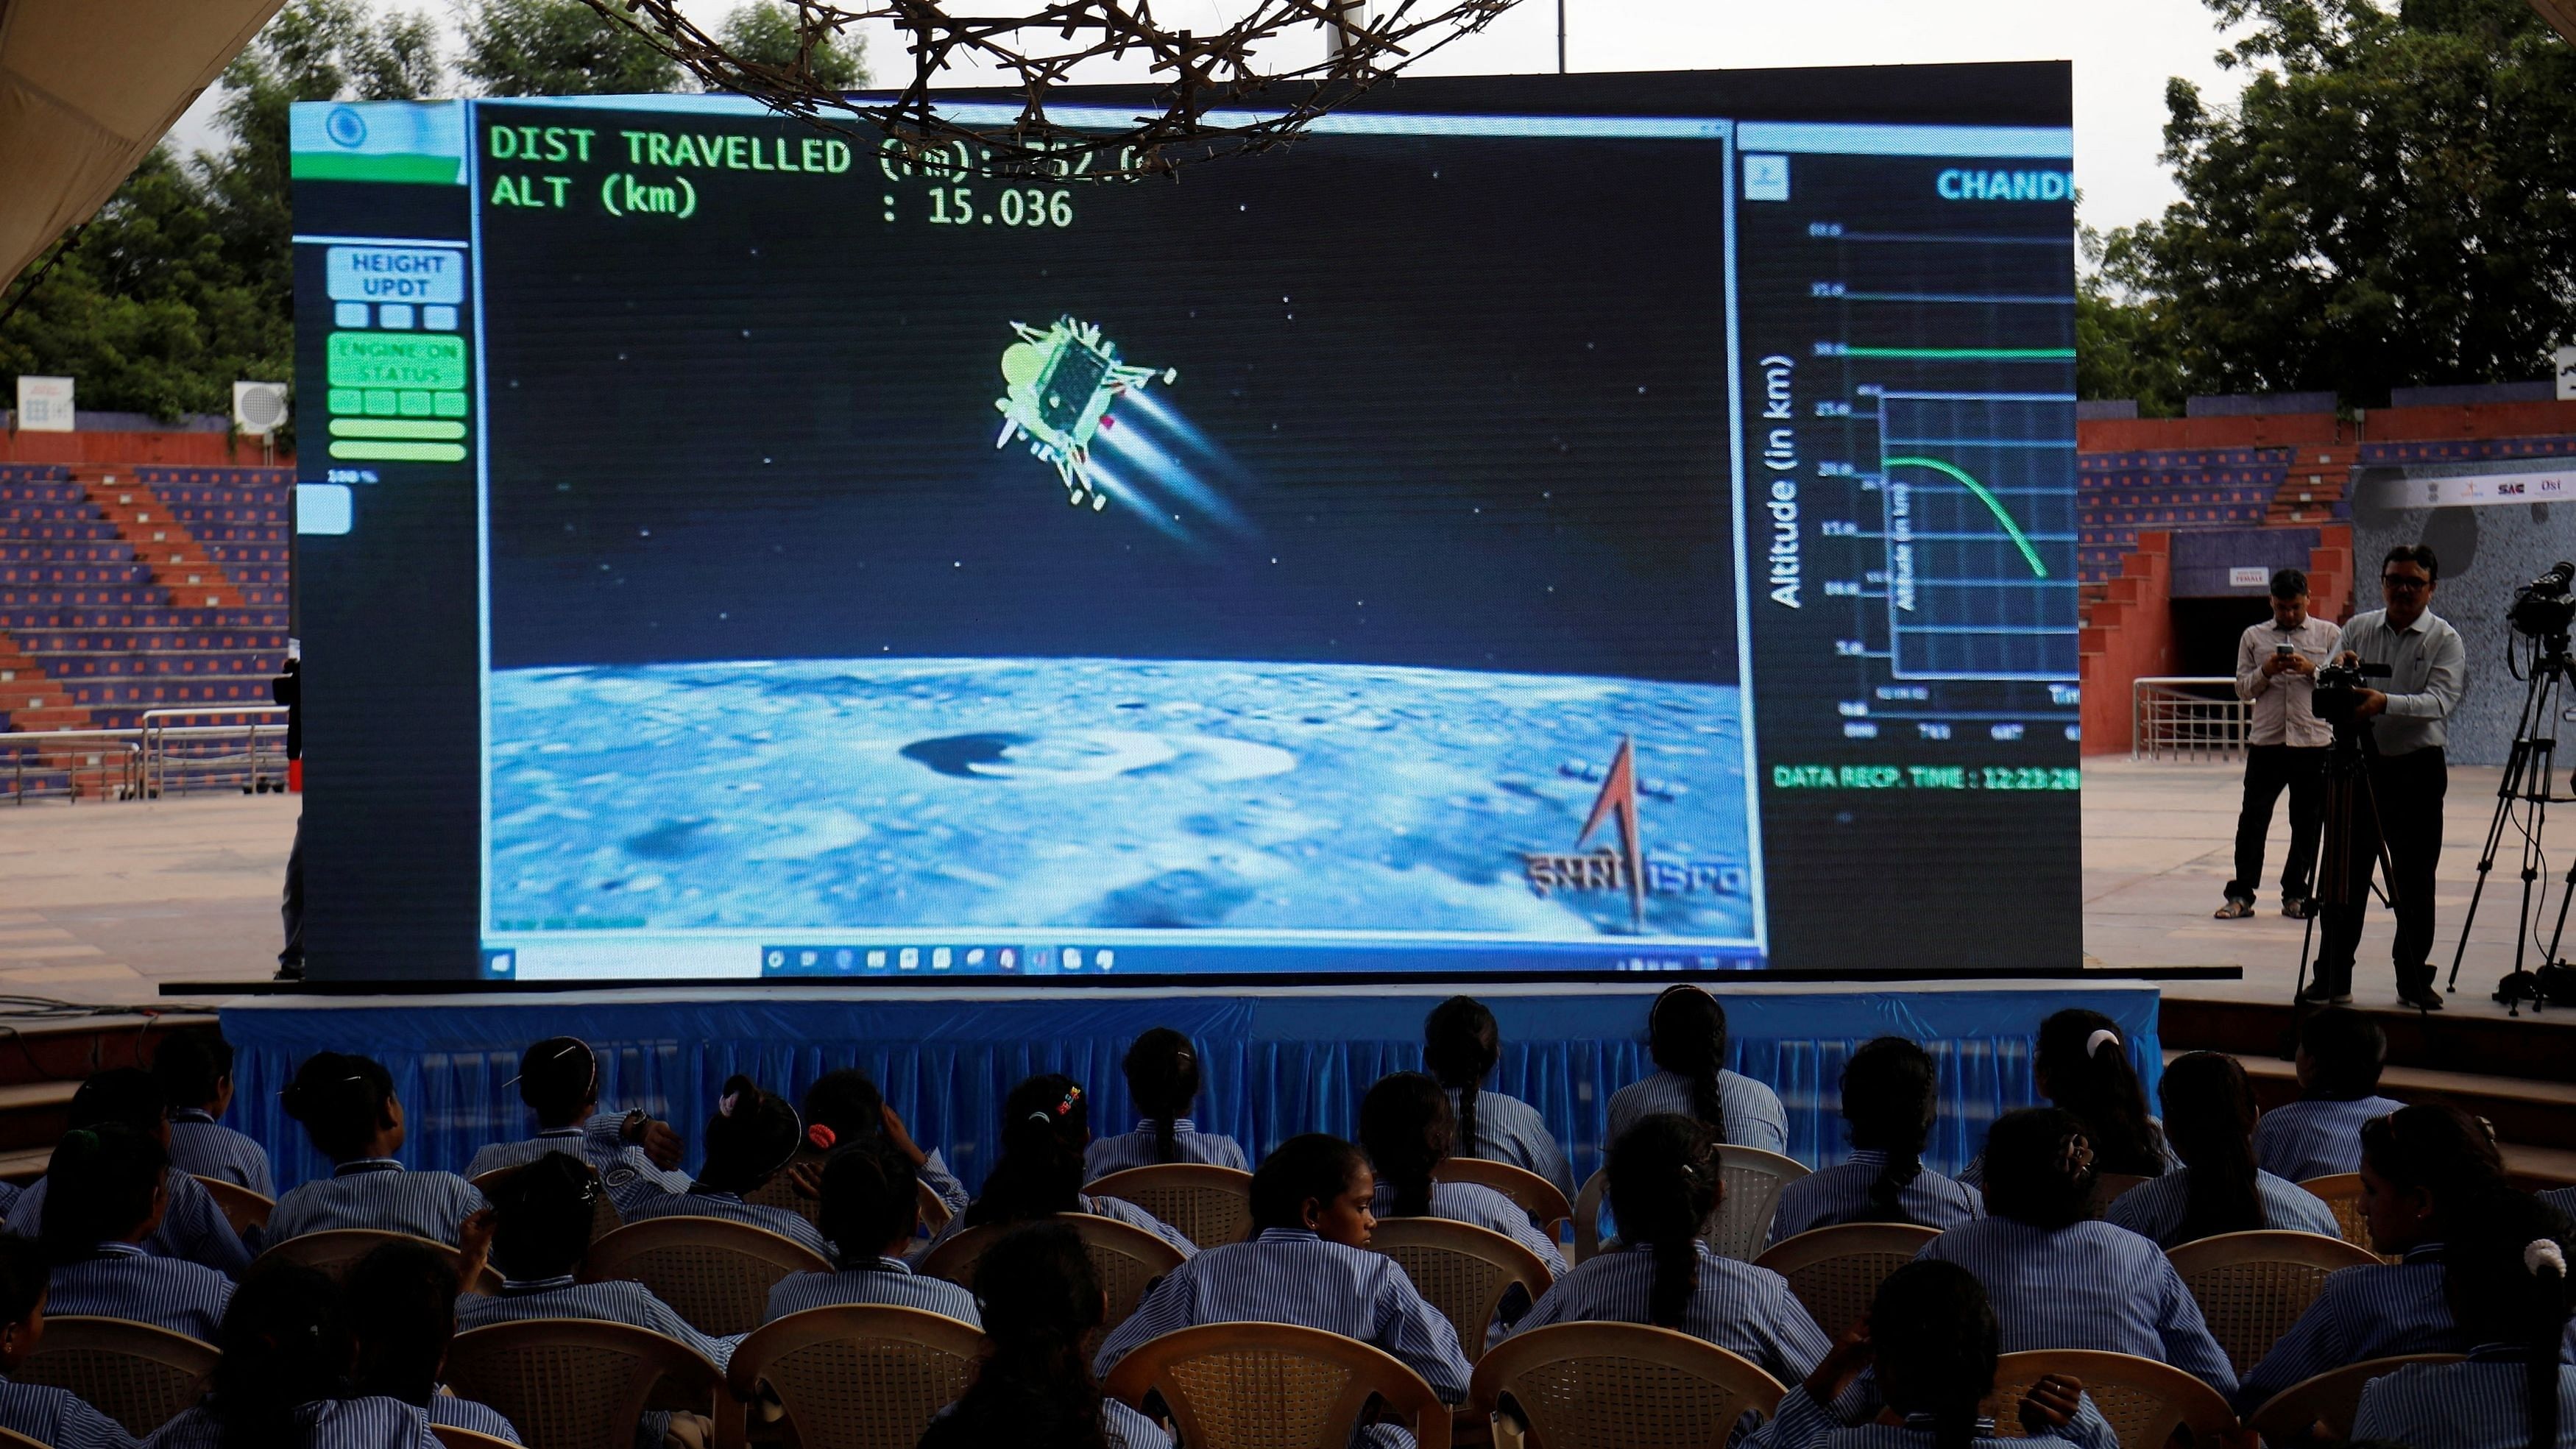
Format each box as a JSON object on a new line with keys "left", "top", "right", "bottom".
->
{"left": 2212, "top": 899, "right": 2254, "bottom": 919}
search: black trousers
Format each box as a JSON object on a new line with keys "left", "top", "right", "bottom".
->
{"left": 2227, "top": 743, "right": 2326, "bottom": 902}
{"left": 280, "top": 812, "right": 304, "bottom": 969}
{"left": 2314, "top": 747, "right": 2447, "bottom": 993}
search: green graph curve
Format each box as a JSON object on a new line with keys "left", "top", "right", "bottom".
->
{"left": 1883, "top": 455, "right": 2050, "bottom": 578}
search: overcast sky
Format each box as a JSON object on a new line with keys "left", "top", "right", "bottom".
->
{"left": 166, "top": 0, "right": 2246, "bottom": 233}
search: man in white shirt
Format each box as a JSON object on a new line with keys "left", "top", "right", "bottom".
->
{"left": 2219, "top": 568, "right": 2341, "bottom": 920}
{"left": 2306, "top": 545, "right": 2467, "bottom": 1010}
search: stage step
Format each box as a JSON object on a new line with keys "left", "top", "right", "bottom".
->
{"left": 0, "top": 1010, "right": 218, "bottom": 1183}
{"left": 2160, "top": 995, "right": 2576, "bottom": 1083}
{"left": 2170, "top": 1049, "right": 2576, "bottom": 1166}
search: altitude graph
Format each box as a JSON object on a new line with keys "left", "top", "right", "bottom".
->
{"left": 1877, "top": 392, "right": 2078, "bottom": 681}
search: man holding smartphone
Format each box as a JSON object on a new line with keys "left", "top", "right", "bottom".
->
{"left": 2218, "top": 568, "right": 2340, "bottom": 920}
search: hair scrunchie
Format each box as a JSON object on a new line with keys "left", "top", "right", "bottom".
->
{"left": 2085, "top": 1028, "right": 2120, "bottom": 1058}
{"left": 806, "top": 1124, "right": 837, "bottom": 1151}
{"left": 2527, "top": 1239, "right": 2569, "bottom": 1278}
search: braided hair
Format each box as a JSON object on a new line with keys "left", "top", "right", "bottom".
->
{"left": 966, "top": 1074, "right": 1090, "bottom": 1230}
{"left": 921, "top": 1222, "right": 1111, "bottom": 1449}
{"left": 1835, "top": 1037, "right": 1936, "bottom": 1227}
{"left": 1872, "top": 1260, "right": 1999, "bottom": 1449}
{"left": 1249, "top": 1134, "right": 1370, "bottom": 1233}
{"left": 696, "top": 1075, "right": 802, "bottom": 1194}
{"left": 2159, "top": 1052, "right": 2263, "bottom": 1245}
{"left": 1647, "top": 986, "right": 1730, "bottom": 1141}
{"left": 40, "top": 1123, "right": 166, "bottom": 1265}
{"left": 1423, "top": 996, "right": 1501, "bottom": 1159}
{"left": 1607, "top": 1114, "right": 1723, "bottom": 1329}
{"left": 1358, "top": 1072, "right": 1453, "bottom": 1219}
{"left": 1981, "top": 1108, "right": 2097, "bottom": 1231}
{"left": 2443, "top": 1192, "right": 2573, "bottom": 1449}
{"left": 1121, "top": 1029, "right": 1201, "bottom": 1165}
{"left": 279, "top": 1052, "right": 398, "bottom": 1163}
{"left": 208, "top": 1264, "right": 352, "bottom": 1449}
{"left": 2034, "top": 1010, "right": 2164, "bottom": 1177}
{"left": 820, "top": 1139, "right": 922, "bottom": 1268}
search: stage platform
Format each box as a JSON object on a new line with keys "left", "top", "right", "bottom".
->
{"left": 217, "top": 979, "right": 2159, "bottom": 1193}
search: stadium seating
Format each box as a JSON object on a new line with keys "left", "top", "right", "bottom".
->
{"left": 2076, "top": 447, "right": 2291, "bottom": 584}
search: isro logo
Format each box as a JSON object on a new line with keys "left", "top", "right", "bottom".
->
{"left": 1520, "top": 736, "right": 1749, "bottom": 932}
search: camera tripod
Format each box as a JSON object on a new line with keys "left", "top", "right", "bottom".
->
{"left": 2294, "top": 720, "right": 2404, "bottom": 1007}
{"left": 2444, "top": 626, "right": 2576, "bottom": 1013}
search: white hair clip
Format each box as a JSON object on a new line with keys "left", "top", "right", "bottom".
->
{"left": 718, "top": 1091, "right": 741, "bottom": 1118}
{"left": 2526, "top": 1239, "right": 2568, "bottom": 1279}
{"left": 2086, "top": 1028, "right": 2121, "bottom": 1058}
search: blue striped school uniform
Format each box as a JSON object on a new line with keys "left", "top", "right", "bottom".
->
{"left": 0, "top": 1183, "right": 17, "bottom": 1218}
{"left": 422, "top": 1392, "right": 520, "bottom": 1443}
{"left": 2541, "top": 1186, "right": 2576, "bottom": 1219}
{"left": 764, "top": 1257, "right": 983, "bottom": 1327}
{"left": 465, "top": 1123, "right": 689, "bottom": 1214}
{"left": 266, "top": 1161, "right": 488, "bottom": 1247}
{"left": 618, "top": 1183, "right": 835, "bottom": 1260}
{"left": 1372, "top": 1180, "right": 1567, "bottom": 1276}
{"left": 2234, "top": 1242, "right": 2457, "bottom": 1411}
{"left": 0, "top": 1371, "right": 139, "bottom": 1449}
{"left": 929, "top": 1400, "right": 1171, "bottom": 1449}
{"left": 45, "top": 1243, "right": 234, "bottom": 1342}
{"left": 1511, "top": 1241, "right": 1832, "bottom": 1384}
{"left": 166, "top": 1110, "right": 274, "bottom": 1197}
{"left": 1747, "top": 1384, "right": 2119, "bottom": 1449}
{"left": 928, "top": 1193, "right": 1199, "bottom": 1259}
{"left": 1096, "top": 1227, "right": 1470, "bottom": 1448}
{"left": 140, "top": 1395, "right": 442, "bottom": 1448}
{"left": 2251, "top": 1094, "right": 2407, "bottom": 1183}
{"left": 2101, "top": 1167, "right": 2343, "bottom": 1248}
{"left": 1604, "top": 1070, "right": 1789, "bottom": 1154}
{"left": 2353, "top": 1348, "right": 2576, "bottom": 1449}
{"left": 1085, "top": 1119, "right": 1249, "bottom": 1178}
{"left": 1767, "top": 1151, "right": 1984, "bottom": 1246}
{"left": 1917, "top": 1218, "right": 2235, "bottom": 1395}
{"left": 6, "top": 1170, "right": 252, "bottom": 1279}
{"left": 1445, "top": 1088, "right": 1577, "bottom": 1203}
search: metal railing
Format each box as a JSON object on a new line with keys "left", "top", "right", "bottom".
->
{"left": 138, "top": 707, "right": 289, "bottom": 798}
{"left": 2131, "top": 676, "right": 2248, "bottom": 761}
{"left": 2, "top": 729, "right": 144, "bottom": 803}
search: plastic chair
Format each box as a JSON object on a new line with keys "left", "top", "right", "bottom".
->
{"left": 718, "top": 1304, "right": 983, "bottom": 1449}
{"left": 1710, "top": 1148, "right": 1811, "bottom": 1261}
{"left": 922, "top": 1211, "right": 1186, "bottom": 1350}
{"left": 1574, "top": 1169, "right": 1612, "bottom": 1262}
{"left": 1468, "top": 1321, "right": 1786, "bottom": 1449}
{"left": 2246, "top": 1353, "right": 2463, "bottom": 1442}
{"left": 581, "top": 1216, "right": 833, "bottom": 1337}
{"left": 1982, "top": 1350, "right": 2236, "bottom": 1449}
{"left": 14, "top": 1316, "right": 218, "bottom": 1436}
{"left": 256, "top": 1229, "right": 504, "bottom": 1294}
{"left": 1086, "top": 1163, "right": 1255, "bottom": 1250}
{"left": 2297, "top": 1174, "right": 2371, "bottom": 1250}
{"left": 432, "top": 1428, "right": 522, "bottom": 1449}
{"left": 1752, "top": 1223, "right": 1942, "bottom": 1336}
{"left": 1103, "top": 1321, "right": 1453, "bottom": 1449}
{"left": 741, "top": 1149, "right": 827, "bottom": 1226}
{"left": 191, "top": 1175, "right": 273, "bottom": 1238}
{"left": 2167, "top": 1229, "right": 2380, "bottom": 1376}
{"left": 470, "top": 1163, "right": 625, "bottom": 1243}
{"left": 1370, "top": 1217, "right": 1555, "bottom": 1358}
{"left": 1432, "top": 1158, "right": 1575, "bottom": 1238}
{"left": 0, "top": 1428, "right": 43, "bottom": 1448}
{"left": 2090, "top": 1172, "right": 2154, "bottom": 1216}
{"left": 445, "top": 1319, "right": 724, "bottom": 1449}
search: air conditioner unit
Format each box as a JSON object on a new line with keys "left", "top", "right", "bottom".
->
{"left": 233, "top": 381, "right": 289, "bottom": 436}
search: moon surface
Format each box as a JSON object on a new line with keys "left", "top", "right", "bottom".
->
{"left": 489, "top": 656, "right": 1755, "bottom": 938}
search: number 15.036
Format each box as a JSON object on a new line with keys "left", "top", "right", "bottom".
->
{"left": 924, "top": 185, "right": 1074, "bottom": 227}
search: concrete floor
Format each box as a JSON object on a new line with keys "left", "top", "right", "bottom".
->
{"left": 2, "top": 764, "right": 2569, "bottom": 1013}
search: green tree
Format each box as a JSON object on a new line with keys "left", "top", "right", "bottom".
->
{"left": 2108, "top": 0, "right": 2576, "bottom": 407}
{"left": 460, "top": 0, "right": 686, "bottom": 96}
{"left": 2077, "top": 222, "right": 2186, "bottom": 415}
{"left": 720, "top": 0, "right": 871, "bottom": 90}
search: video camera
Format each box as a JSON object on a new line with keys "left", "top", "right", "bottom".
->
{"left": 2509, "top": 560, "right": 2576, "bottom": 640}
{"left": 2312, "top": 658, "right": 2393, "bottom": 729}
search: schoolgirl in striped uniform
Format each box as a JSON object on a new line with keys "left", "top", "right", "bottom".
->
{"left": 3, "top": 1070, "right": 250, "bottom": 1280}
{"left": 1604, "top": 986, "right": 1789, "bottom": 1154}
{"left": 1769, "top": 1038, "right": 1981, "bottom": 1247}
{"left": 1961, "top": 1015, "right": 2173, "bottom": 1190}
{"left": 2251, "top": 1008, "right": 2408, "bottom": 1183}
{"left": 617, "top": 1075, "right": 835, "bottom": 1260}
{"left": 1919, "top": 1108, "right": 2234, "bottom": 1395}
{"left": 935, "top": 1076, "right": 1195, "bottom": 1258}
{"left": 265, "top": 1053, "right": 488, "bottom": 1248}
{"left": 921, "top": 1222, "right": 1172, "bottom": 1449}
{"left": 2237, "top": 1102, "right": 2513, "bottom": 1411}
{"left": 151, "top": 1033, "right": 275, "bottom": 1197}
{"left": 2353, "top": 1191, "right": 2576, "bottom": 1449}
{"left": 1096, "top": 1134, "right": 1469, "bottom": 1448}
{"left": 2547, "top": 1186, "right": 2576, "bottom": 1219}
{"left": 799, "top": 1068, "right": 970, "bottom": 1219}
{"left": 2104, "top": 1052, "right": 2340, "bottom": 1249}
{"left": 461, "top": 1037, "right": 689, "bottom": 1212}
{"left": 38, "top": 1126, "right": 234, "bottom": 1343}
{"left": 1513, "top": 1115, "right": 1830, "bottom": 1380}
{"left": 347, "top": 1239, "right": 522, "bottom": 1444}
{"left": 1424, "top": 996, "right": 1576, "bottom": 1203}
{"left": 765, "top": 1140, "right": 980, "bottom": 1326}
{"left": 1359, "top": 1071, "right": 1565, "bottom": 1277}
{"left": 141, "top": 1264, "right": 441, "bottom": 1449}
{"left": 1749, "top": 1260, "right": 2115, "bottom": 1449}
{"left": 0, "top": 1236, "right": 138, "bottom": 1449}
{"left": 1084, "top": 1029, "right": 1248, "bottom": 1179}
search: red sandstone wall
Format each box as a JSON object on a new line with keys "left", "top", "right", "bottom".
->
{"left": 0, "top": 431, "right": 294, "bottom": 467}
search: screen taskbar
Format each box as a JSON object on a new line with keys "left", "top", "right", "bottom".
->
{"left": 481, "top": 935, "right": 1766, "bottom": 981}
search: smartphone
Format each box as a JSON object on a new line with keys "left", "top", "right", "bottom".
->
{"left": 2276, "top": 644, "right": 2297, "bottom": 657}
